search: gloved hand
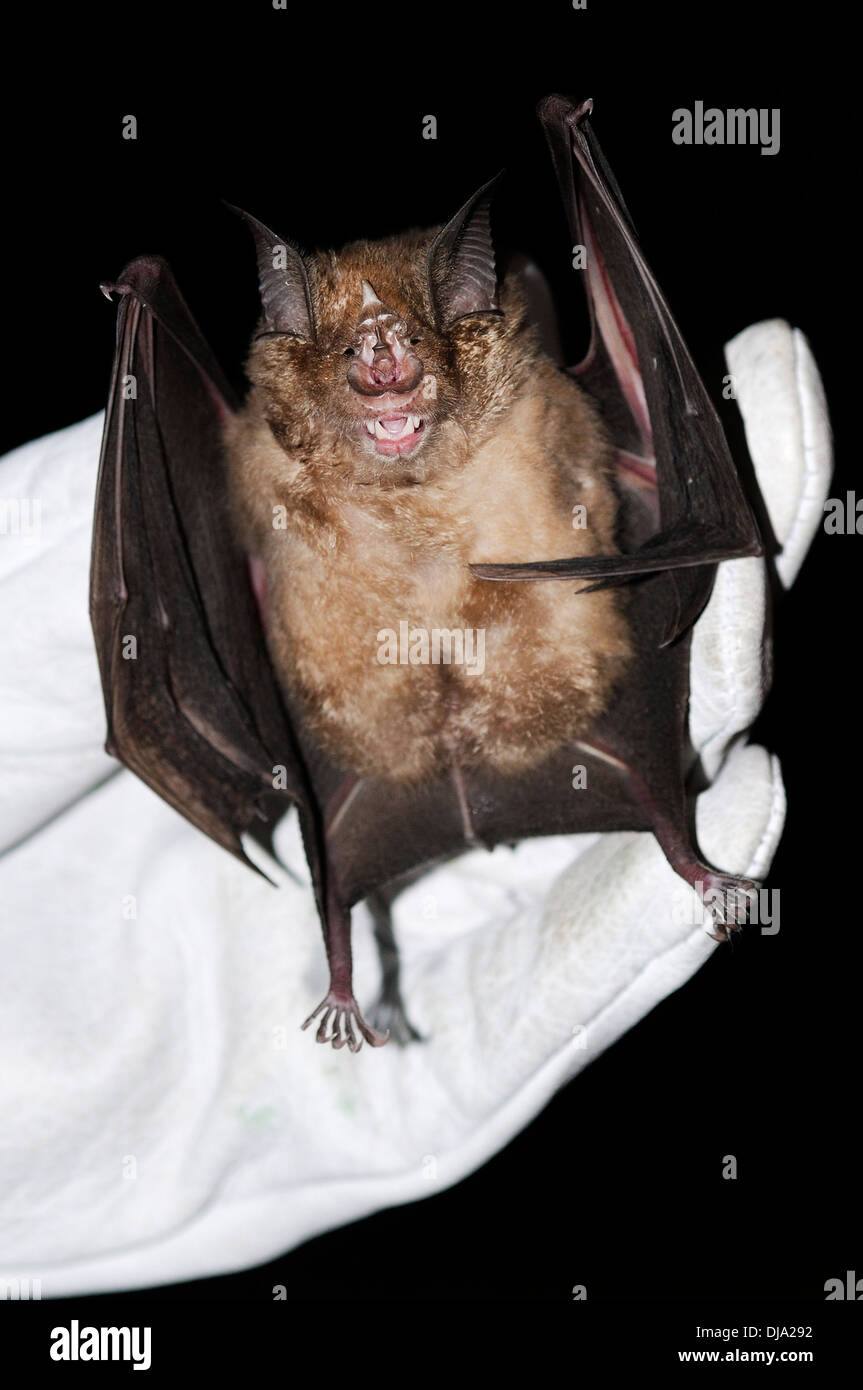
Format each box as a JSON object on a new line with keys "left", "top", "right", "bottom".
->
{"left": 0, "top": 320, "right": 830, "bottom": 1295}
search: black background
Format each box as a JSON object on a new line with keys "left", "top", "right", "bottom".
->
{"left": 3, "top": 0, "right": 857, "bottom": 1354}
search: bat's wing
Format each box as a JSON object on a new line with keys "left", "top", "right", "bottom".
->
{"left": 471, "top": 94, "right": 763, "bottom": 645}
{"left": 90, "top": 256, "right": 323, "bottom": 897}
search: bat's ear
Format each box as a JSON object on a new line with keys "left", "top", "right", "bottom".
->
{"left": 428, "top": 173, "right": 502, "bottom": 328}
{"left": 226, "top": 204, "right": 314, "bottom": 341}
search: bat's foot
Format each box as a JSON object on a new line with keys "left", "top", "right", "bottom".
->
{"left": 371, "top": 995, "right": 424, "bottom": 1047}
{"left": 302, "top": 991, "right": 389, "bottom": 1052}
{"left": 698, "top": 872, "right": 761, "bottom": 942}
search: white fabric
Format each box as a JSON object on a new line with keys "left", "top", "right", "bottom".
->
{"left": 690, "top": 323, "right": 831, "bottom": 776}
{"left": 724, "top": 321, "right": 832, "bottom": 589}
{"left": 0, "top": 321, "right": 830, "bottom": 1295}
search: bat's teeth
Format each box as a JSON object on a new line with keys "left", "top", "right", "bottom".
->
{"left": 368, "top": 414, "right": 423, "bottom": 443}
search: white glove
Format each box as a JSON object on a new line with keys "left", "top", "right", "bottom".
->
{"left": 0, "top": 320, "right": 831, "bottom": 1295}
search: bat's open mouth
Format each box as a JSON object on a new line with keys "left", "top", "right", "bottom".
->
{"left": 362, "top": 412, "right": 426, "bottom": 456}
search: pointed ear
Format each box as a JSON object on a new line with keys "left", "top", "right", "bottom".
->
{"left": 226, "top": 204, "right": 314, "bottom": 340}
{"left": 428, "top": 174, "right": 502, "bottom": 327}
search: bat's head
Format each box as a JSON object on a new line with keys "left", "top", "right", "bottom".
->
{"left": 234, "top": 182, "right": 538, "bottom": 486}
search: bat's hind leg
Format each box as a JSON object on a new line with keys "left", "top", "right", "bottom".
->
{"left": 579, "top": 735, "right": 761, "bottom": 941}
{"left": 302, "top": 885, "right": 389, "bottom": 1051}
{"left": 367, "top": 887, "right": 424, "bottom": 1046}
{"left": 629, "top": 764, "right": 760, "bottom": 941}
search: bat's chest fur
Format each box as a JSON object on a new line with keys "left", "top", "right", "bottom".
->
{"left": 280, "top": 549, "right": 627, "bottom": 782}
{"left": 228, "top": 380, "right": 631, "bottom": 784}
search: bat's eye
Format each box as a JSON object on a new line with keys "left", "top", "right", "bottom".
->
{"left": 343, "top": 347, "right": 356, "bottom": 357}
{"left": 410, "top": 337, "right": 422, "bottom": 345}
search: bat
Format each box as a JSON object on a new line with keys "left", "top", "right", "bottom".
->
{"left": 90, "top": 94, "right": 763, "bottom": 1052}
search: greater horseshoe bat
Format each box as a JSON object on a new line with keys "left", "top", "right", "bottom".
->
{"left": 90, "top": 94, "right": 763, "bottom": 1052}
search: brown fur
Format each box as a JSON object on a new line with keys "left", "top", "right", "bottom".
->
{"left": 224, "top": 228, "right": 631, "bottom": 782}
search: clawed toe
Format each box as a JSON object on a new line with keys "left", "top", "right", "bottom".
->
{"left": 371, "top": 997, "right": 424, "bottom": 1047}
{"left": 699, "top": 873, "right": 759, "bottom": 940}
{"left": 302, "top": 992, "right": 389, "bottom": 1051}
